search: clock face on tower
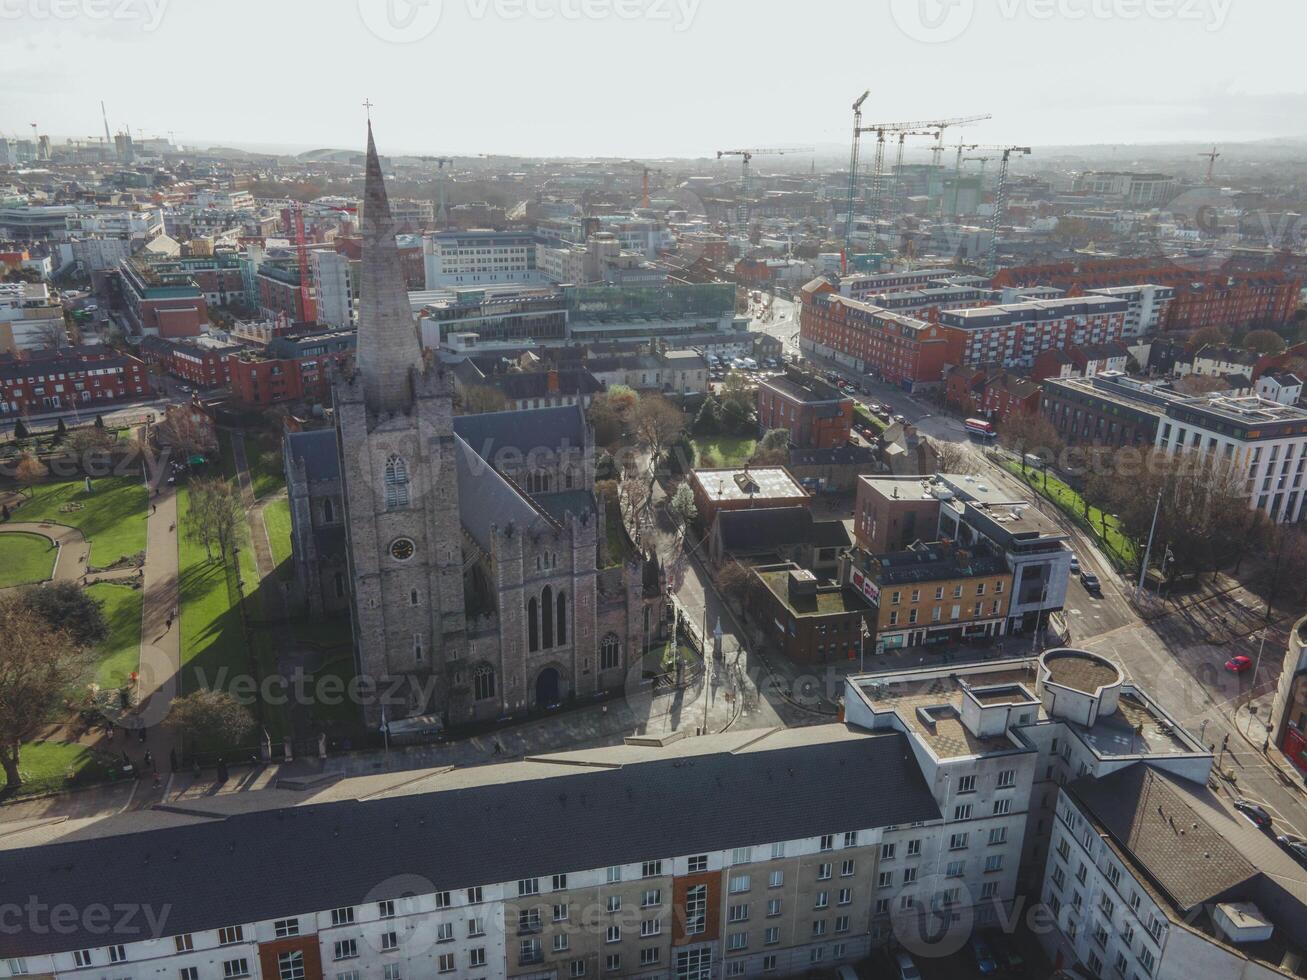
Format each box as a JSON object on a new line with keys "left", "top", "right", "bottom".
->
{"left": 389, "top": 537, "right": 415, "bottom": 562}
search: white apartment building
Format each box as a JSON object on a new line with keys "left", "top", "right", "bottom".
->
{"left": 0, "top": 726, "right": 956, "bottom": 980}
{"left": 1087, "top": 284, "right": 1175, "bottom": 339}
{"left": 1257, "top": 371, "right": 1303, "bottom": 406}
{"left": 64, "top": 207, "right": 164, "bottom": 244}
{"left": 422, "top": 230, "right": 542, "bottom": 288}
{"left": 0, "top": 281, "right": 66, "bottom": 353}
{"left": 312, "top": 249, "right": 358, "bottom": 329}
{"left": 1071, "top": 172, "right": 1176, "bottom": 206}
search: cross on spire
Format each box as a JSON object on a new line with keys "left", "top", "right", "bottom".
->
{"left": 362, "top": 99, "right": 375, "bottom": 121}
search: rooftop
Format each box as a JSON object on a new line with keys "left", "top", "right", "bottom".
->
{"left": 692, "top": 466, "right": 807, "bottom": 503}
{"left": 1042, "top": 648, "right": 1122, "bottom": 695}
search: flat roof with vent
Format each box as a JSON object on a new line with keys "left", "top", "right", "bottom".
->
{"left": 692, "top": 466, "right": 806, "bottom": 503}
{"left": 1042, "top": 649, "right": 1122, "bottom": 695}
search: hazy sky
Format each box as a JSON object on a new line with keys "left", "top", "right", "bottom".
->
{"left": 3, "top": 0, "right": 1306, "bottom": 158}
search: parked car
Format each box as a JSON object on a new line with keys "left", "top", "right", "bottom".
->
{"left": 1225, "top": 655, "right": 1253, "bottom": 673}
{"left": 1234, "top": 798, "right": 1273, "bottom": 829}
{"left": 893, "top": 951, "right": 921, "bottom": 980}
{"left": 1079, "top": 570, "right": 1101, "bottom": 594}
{"left": 1276, "top": 835, "right": 1307, "bottom": 868}
{"left": 892, "top": 414, "right": 907, "bottom": 425}
{"left": 985, "top": 929, "right": 1027, "bottom": 974}
{"left": 1069, "top": 555, "right": 1081, "bottom": 574}
{"left": 970, "top": 935, "right": 1000, "bottom": 975}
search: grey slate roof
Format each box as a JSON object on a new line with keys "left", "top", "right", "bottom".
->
{"left": 0, "top": 730, "right": 939, "bottom": 958}
{"left": 716, "top": 507, "right": 851, "bottom": 554}
{"left": 453, "top": 404, "right": 587, "bottom": 462}
{"left": 455, "top": 434, "right": 552, "bottom": 550}
{"left": 285, "top": 428, "right": 340, "bottom": 483}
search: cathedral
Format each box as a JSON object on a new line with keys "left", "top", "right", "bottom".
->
{"left": 284, "top": 124, "right": 664, "bottom": 729}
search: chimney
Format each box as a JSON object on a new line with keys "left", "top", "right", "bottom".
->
{"left": 547, "top": 370, "right": 560, "bottom": 394}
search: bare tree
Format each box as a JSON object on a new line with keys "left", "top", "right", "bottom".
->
{"left": 927, "top": 438, "right": 980, "bottom": 474}
{"left": 1000, "top": 411, "right": 1063, "bottom": 474}
{"left": 632, "top": 395, "right": 687, "bottom": 489}
{"left": 154, "top": 406, "right": 216, "bottom": 464}
{"left": 14, "top": 452, "right": 46, "bottom": 497}
{"left": 188, "top": 477, "right": 242, "bottom": 562}
{"left": 1173, "top": 374, "right": 1229, "bottom": 396}
{"left": 30, "top": 318, "right": 68, "bottom": 351}
{"left": 0, "top": 595, "right": 93, "bottom": 790}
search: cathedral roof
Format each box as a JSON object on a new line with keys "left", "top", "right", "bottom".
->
{"left": 452, "top": 404, "right": 588, "bottom": 462}
{"left": 355, "top": 122, "right": 424, "bottom": 415}
{"left": 455, "top": 434, "right": 555, "bottom": 550}
{"left": 285, "top": 428, "right": 340, "bottom": 483}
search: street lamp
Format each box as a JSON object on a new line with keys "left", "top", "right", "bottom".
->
{"left": 1244, "top": 629, "right": 1270, "bottom": 737}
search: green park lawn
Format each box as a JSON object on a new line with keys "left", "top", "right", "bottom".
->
{"left": 263, "top": 497, "right": 294, "bottom": 580}
{"left": 1001, "top": 459, "right": 1137, "bottom": 567}
{"left": 0, "top": 531, "right": 56, "bottom": 587}
{"left": 88, "top": 581, "right": 143, "bottom": 689}
{"left": 690, "top": 435, "right": 757, "bottom": 467}
{"left": 245, "top": 430, "right": 286, "bottom": 500}
{"left": 10, "top": 741, "right": 120, "bottom": 798}
{"left": 13, "top": 476, "right": 147, "bottom": 567}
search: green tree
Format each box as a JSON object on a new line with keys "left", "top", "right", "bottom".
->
{"left": 164, "top": 690, "right": 256, "bottom": 750}
{"left": 669, "top": 483, "right": 698, "bottom": 525}
{"left": 19, "top": 582, "right": 109, "bottom": 647}
{"left": 1243, "top": 329, "right": 1286, "bottom": 355}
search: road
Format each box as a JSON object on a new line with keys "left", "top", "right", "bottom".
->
{"left": 778, "top": 340, "right": 1307, "bottom": 838}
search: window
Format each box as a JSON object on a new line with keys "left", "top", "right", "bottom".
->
{"left": 997, "top": 768, "right": 1016, "bottom": 788}
{"left": 838, "top": 888, "right": 852, "bottom": 905}
{"left": 642, "top": 889, "right": 661, "bottom": 908}
{"left": 383, "top": 966, "right": 402, "bottom": 980}
{"left": 436, "top": 922, "right": 454, "bottom": 943}
{"left": 950, "top": 832, "right": 969, "bottom": 850}
{"left": 601, "top": 633, "right": 621, "bottom": 671}
{"left": 817, "top": 862, "right": 832, "bottom": 880}
{"left": 768, "top": 870, "right": 783, "bottom": 888}
{"left": 552, "top": 873, "right": 568, "bottom": 891}
{"left": 274, "top": 918, "right": 300, "bottom": 938}
{"left": 607, "top": 895, "right": 622, "bottom": 913}
{"left": 946, "top": 860, "right": 965, "bottom": 878}
{"left": 224, "top": 959, "right": 250, "bottom": 978}
{"left": 639, "top": 947, "right": 660, "bottom": 966}
{"left": 330, "top": 907, "right": 355, "bottom": 927}
{"left": 520, "top": 939, "right": 543, "bottom": 965}
{"left": 519, "top": 877, "right": 540, "bottom": 896}
{"left": 875, "top": 898, "right": 890, "bottom": 915}
{"left": 728, "top": 903, "right": 749, "bottom": 923}
{"left": 383, "top": 455, "right": 410, "bottom": 509}
{"left": 727, "top": 931, "right": 747, "bottom": 951}
{"left": 553, "top": 933, "right": 570, "bottom": 952}
{"left": 605, "top": 953, "right": 621, "bottom": 973}
{"left": 841, "top": 859, "right": 855, "bottom": 877}
{"left": 685, "top": 884, "right": 707, "bottom": 935}
{"left": 467, "top": 885, "right": 483, "bottom": 904}
{"left": 333, "top": 940, "right": 358, "bottom": 961}
{"left": 73, "top": 951, "right": 92, "bottom": 967}
{"left": 642, "top": 859, "right": 663, "bottom": 878}
{"left": 993, "top": 798, "right": 1012, "bottom": 816}
{"left": 278, "top": 951, "right": 306, "bottom": 980}
{"left": 474, "top": 664, "right": 496, "bottom": 701}
{"left": 843, "top": 831, "right": 858, "bottom": 847}
{"left": 907, "top": 839, "right": 922, "bottom": 857}
{"left": 606, "top": 865, "right": 622, "bottom": 883}
{"left": 988, "top": 827, "right": 1008, "bottom": 846}
{"left": 553, "top": 903, "right": 569, "bottom": 922}
{"left": 812, "top": 919, "right": 828, "bottom": 937}
{"left": 958, "top": 774, "right": 977, "bottom": 794}
{"left": 732, "top": 846, "right": 753, "bottom": 864}
{"left": 985, "top": 854, "right": 1003, "bottom": 873}
{"left": 763, "top": 954, "right": 778, "bottom": 971}
{"left": 903, "top": 867, "right": 918, "bottom": 884}
{"left": 1107, "top": 864, "right": 1121, "bottom": 888}
{"left": 606, "top": 925, "right": 621, "bottom": 943}
{"left": 570, "top": 960, "right": 587, "bottom": 978}
{"left": 468, "top": 917, "right": 485, "bottom": 937}
{"left": 640, "top": 918, "right": 661, "bottom": 937}
{"left": 820, "top": 834, "right": 834, "bottom": 851}
{"left": 180, "top": 969, "right": 198, "bottom": 980}
{"left": 1140, "top": 948, "right": 1157, "bottom": 975}
{"left": 836, "top": 914, "right": 850, "bottom": 933}
{"left": 767, "top": 898, "right": 782, "bottom": 917}
{"left": 727, "top": 963, "right": 747, "bottom": 977}
{"left": 953, "top": 803, "right": 973, "bottom": 820}
{"left": 981, "top": 881, "right": 998, "bottom": 900}
{"left": 174, "top": 934, "right": 195, "bottom": 953}
{"left": 687, "top": 854, "right": 708, "bottom": 873}
{"left": 729, "top": 874, "right": 751, "bottom": 893}
{"left": 771, "top": 841, "right": 786, "bottom": 859}
{"left": 815, "top": 891, "right": 829, "bottom": 909}
{"left": 469, "top": 947, "right": 487, "bottom": 967}
{"left": 377, "top": 900, "right": 396, "bottom": 919}
{"left": 881, "top": 842, "right": 896, "bottom": 860}
{"left": 518, "top": 909, "right": 541, "bottom": 934}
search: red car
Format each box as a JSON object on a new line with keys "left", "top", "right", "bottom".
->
{"left": 1225, "top": 655, "right": 1253, "bottom": 673}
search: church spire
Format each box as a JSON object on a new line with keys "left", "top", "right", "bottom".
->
{"left": 356, "top": 121, "right": 424, "bottom": 414}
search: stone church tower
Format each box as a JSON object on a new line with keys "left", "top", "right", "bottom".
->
{"left": 334, "top": 123, "right": 466, "bottom": 726}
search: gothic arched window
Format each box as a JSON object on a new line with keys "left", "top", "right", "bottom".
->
{"left": 474, "top": 664, "right": 496, "bottom": 702}
{"left": 384, "top": 455, "right": 410, "bottom": 510}
{"left": 541, "top": 585, "right": 554, "bottom": 649}
{"left": 556, "top": 590, "right": 567, "bottom": 645}
{"left": 600, "top": 632, "right": 620, "bottom": 671}
{"left": 322, "top": 497, "right": 334, "bottom": 523}
{"left": 527, "top": 598, "right": 539, "bottom": 653}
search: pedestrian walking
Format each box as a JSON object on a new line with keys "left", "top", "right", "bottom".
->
{"left": 144, "top": 749, "right": 153, "bottom": 768}
{"left": 151, "top": 503, "right": 156, "bottom": 515}
{"left": 152, "top": 771, "right": 161, "bottom": 789}
{"left": 169, "top": 748, "right": 178, "bottom": 772}
{"left": 137, "top": 726, "right": 147, "bottom": 743}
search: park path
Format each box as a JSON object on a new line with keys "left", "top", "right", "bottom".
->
{"left": 0, "top": 520, "right": 90, "bottom": 588}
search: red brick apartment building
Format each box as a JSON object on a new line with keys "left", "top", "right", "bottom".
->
{"left": 799, "top": 282, "right": 960, "bottom": 389}
{"left": 140, "top": 334, "right": 243, "bottom": 388}
{"left": 992, "top": 258, "right": 1301, "bottom": 333}
{"left": 936, "top": 294, "right": 1127, "bottom": 369}
{"left": 227, "top": 330, "right": 355, "bottom": 407}
{"left": 944, "top": 366, "right": 1042, "bottom": 423}
{"left": 0, "top": 347, "right": 151, "bottom": 416}
{"left": 756, "top": 369, "right": 853, "bottom": 448}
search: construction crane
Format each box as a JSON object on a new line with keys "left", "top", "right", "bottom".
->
{"left": 986, "top": 146, "right": 1032, "bottom": 276}
{"left": 849, "top": 113, "right": 991, "bottom": 247}
{"left": 842, "top": 89, "right": 871, "bottom": 257}
{"left": 716, "top": 146, "right": 814, "bottom": 232}
{"left": 1198, "top": 146, "right": 1220, "bottom": 183}
{"left": 884, "top": 129, "right": 943, "bottom": 226}
{"left": 290, "top": 201, "right": 316, "bottom": 324}
{"left": 622, "top": 161, "right": 666, "bottom": 209}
